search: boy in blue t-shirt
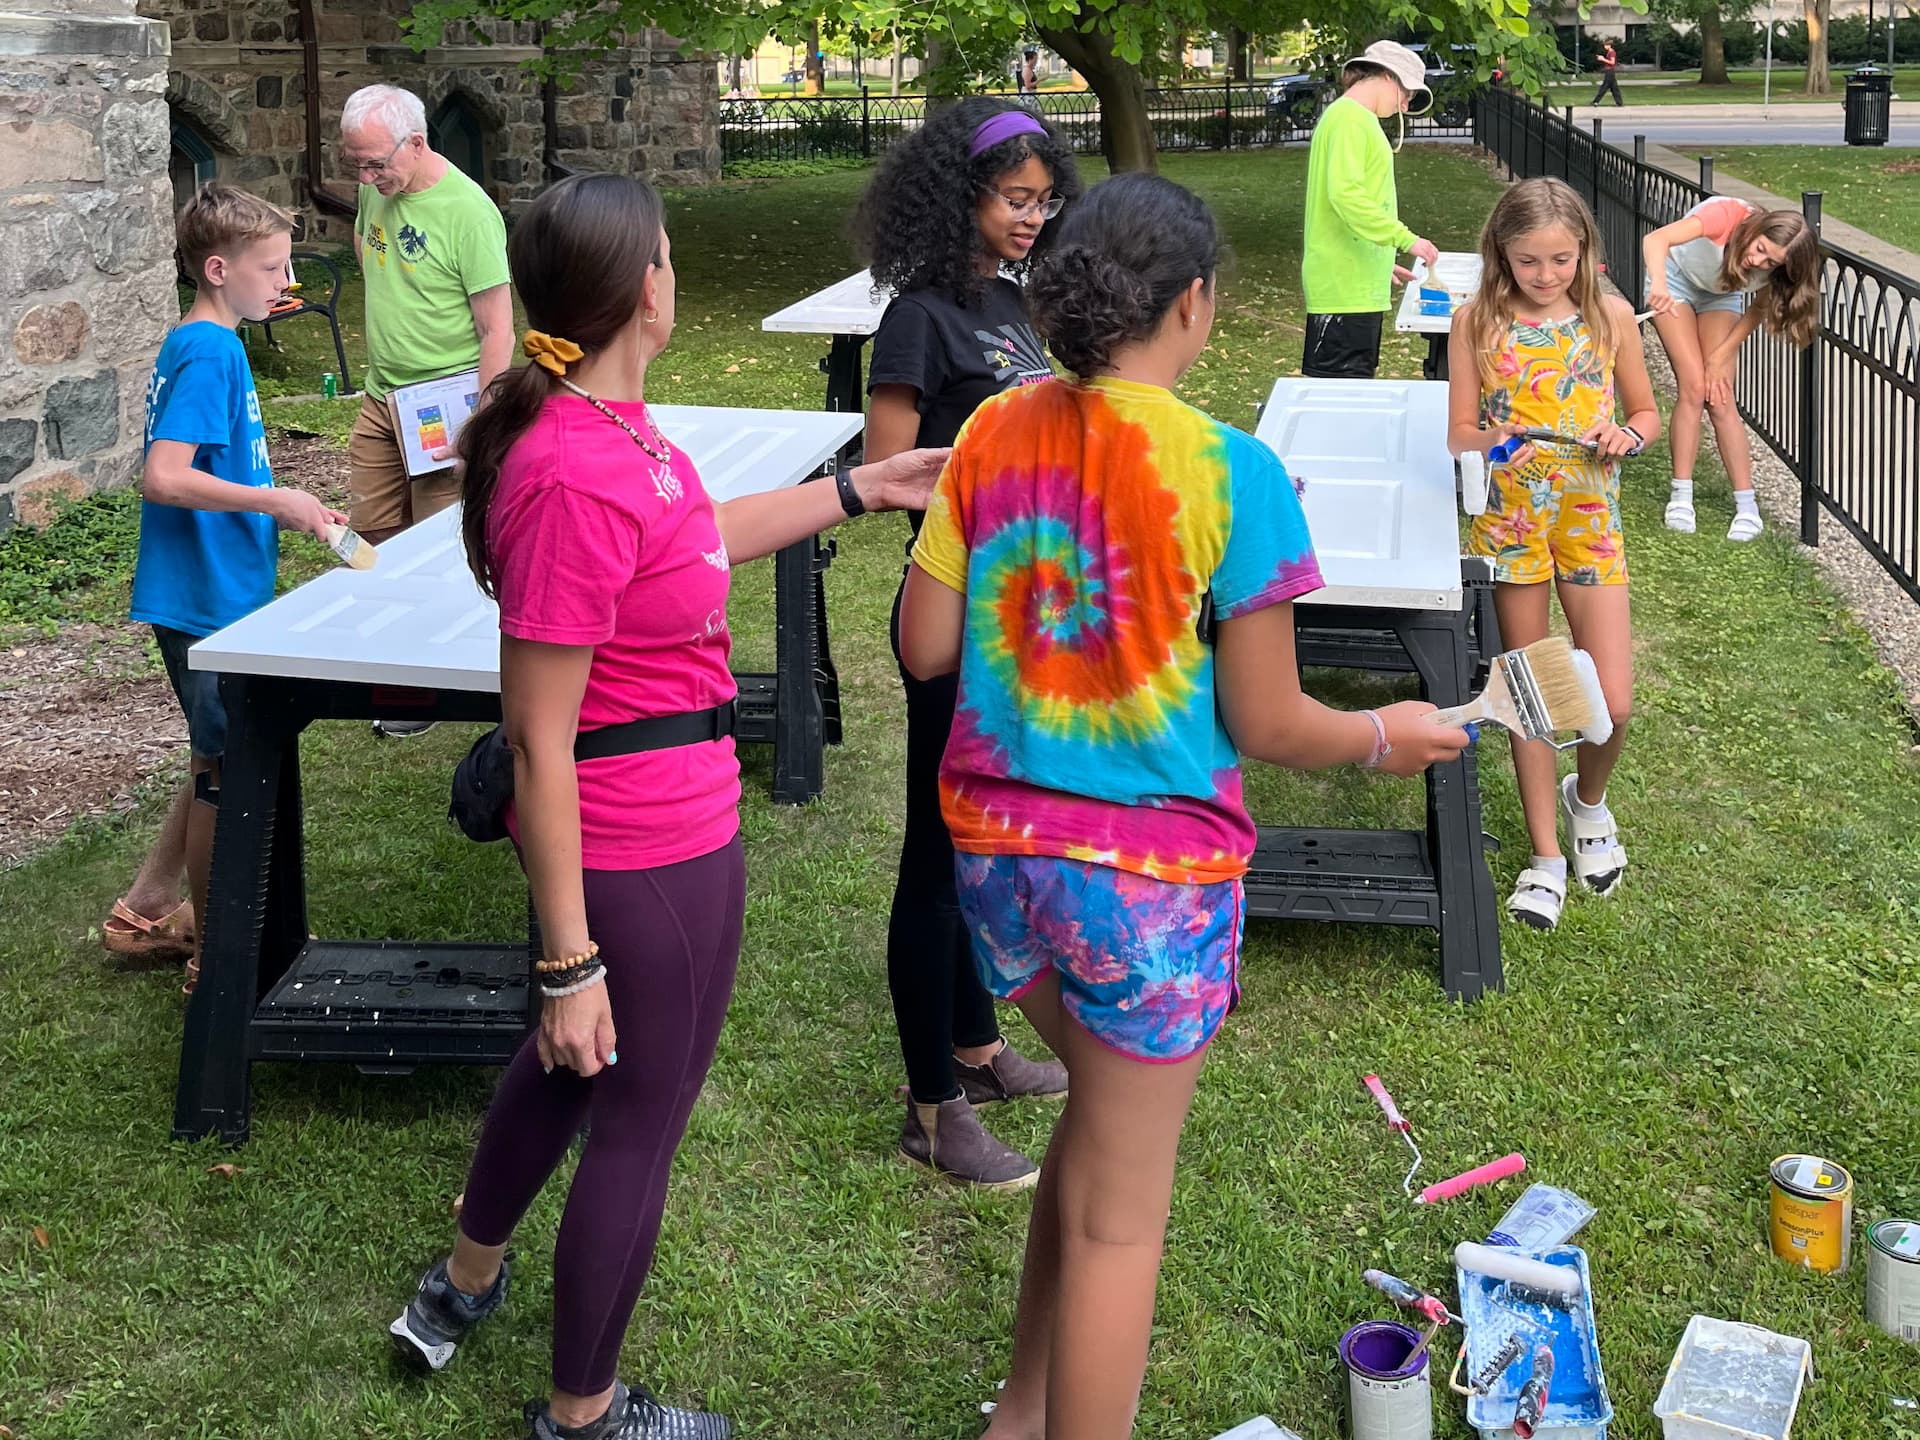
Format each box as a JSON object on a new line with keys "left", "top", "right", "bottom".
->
{"left": 102, "top": 183, "right": 345, "bottom": 992}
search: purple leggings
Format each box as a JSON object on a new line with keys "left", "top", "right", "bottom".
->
{"left": 458, "top": 837, "right": 745, "bottom": 1396}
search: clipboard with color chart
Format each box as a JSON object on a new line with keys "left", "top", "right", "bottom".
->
{"left": 386, "top": 368, "right": 481, "bottom": 477}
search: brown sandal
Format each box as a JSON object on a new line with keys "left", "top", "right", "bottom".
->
{"left": 102, "top": 898, "right": 196, "bottom": 962}
{"left": 182, "top": 956, "right": 200, "bottom": 997}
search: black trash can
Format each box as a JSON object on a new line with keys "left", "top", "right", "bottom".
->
{"left": 1844, "top": 66, "right": 1892, "bottom": 146}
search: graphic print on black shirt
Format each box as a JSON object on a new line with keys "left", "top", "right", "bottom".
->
{"left": 867, "top": 277, "right": 1055, "bottom": 539}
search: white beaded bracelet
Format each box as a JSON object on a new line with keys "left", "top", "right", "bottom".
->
{"left": 540, "top": 967, "right": 608, "bottom": 1000}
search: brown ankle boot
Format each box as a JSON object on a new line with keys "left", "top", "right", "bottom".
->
{"left": 899, "top": 1095, "right": 1038, "bottom": 1190}
{"left": 955, "top": 1040, "right": 1068, "bottom": 1106}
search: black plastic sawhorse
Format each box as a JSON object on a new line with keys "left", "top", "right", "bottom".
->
{"left": 1245, "top": 558, "right": 1504, "bottom": 1001}
{"left": 172, "top": 523, "right": 838, "bottom": 1144}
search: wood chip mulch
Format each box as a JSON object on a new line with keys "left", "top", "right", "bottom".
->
{"left": 0, "top": 436, "right": 351, "bottom": 871}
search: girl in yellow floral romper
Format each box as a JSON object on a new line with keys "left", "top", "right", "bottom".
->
{"left": 1447, "top": 178, "right": 1661, "bottom": 932}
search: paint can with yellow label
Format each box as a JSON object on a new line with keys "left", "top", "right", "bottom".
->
{"left": 1768, "top": 1154, "right": 1853, "bottom": 1275}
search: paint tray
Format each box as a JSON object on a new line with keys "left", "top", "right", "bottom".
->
{"left": 1652, "top": 1316, "right": 1811, "bottom": 1440}
{"left": 1456, "top": 1245, "right": 1613, "bottom": 1440}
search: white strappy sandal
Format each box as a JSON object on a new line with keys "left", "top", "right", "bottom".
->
{"left": 1507, "top": 866, "right": 1567, "bottom": 931}
{"left": 1664, "top": 496, "right": 1697, "bottom": 533}
{"left": 1560, "top": 775, "right": 1627, "bottom": 895}
{"left": 1727, "top": 509, "right": 1764, "bottom": 542}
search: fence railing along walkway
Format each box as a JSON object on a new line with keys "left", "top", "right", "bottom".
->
{"left": 1476, "top": 86, "right": 1920, "bottom": 604}
{"left": 719, "top": 83, "right": 1475, "bottom": 165}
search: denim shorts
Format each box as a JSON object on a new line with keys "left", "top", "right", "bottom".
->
{"left": 154, "top": 625, "right": 227, "bottom": 759}
{"left": 955, "top": 852, "right": 1243, "bottom": 1064}
{"left": 1653, "top": 258, "right": 1747, "bottom": 316}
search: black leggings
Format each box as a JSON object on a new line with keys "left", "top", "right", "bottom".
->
{"left": 888, "top": 578, "right": 1001, "bottom": 1104}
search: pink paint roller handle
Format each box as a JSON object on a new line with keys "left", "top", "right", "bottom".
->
{"left": 1415, "top": 1152, "right": 1526, "bottom": 1204}
{"left": 1363, "top": 1074, "right": 1409, "bottom": 1131}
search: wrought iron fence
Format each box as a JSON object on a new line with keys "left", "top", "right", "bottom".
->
{"left": 719, "top": 84, "right": 1476, "bottom": 166}
{"left": 1476, "top": 86, "right": 1920, "bottom": 604}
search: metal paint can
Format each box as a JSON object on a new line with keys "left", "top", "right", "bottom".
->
{"left": 322, "top": 372, "right": 338, "bottom": 400}
{"left": 1768, "top": 1154, "right": 1854, "bottom": 1275}
{"left": 1339, "top": 1320, "right": 1432, "bottom": 1440}
{"left": 1866, "top": 1219, "right": 1920, "bottom": 1342}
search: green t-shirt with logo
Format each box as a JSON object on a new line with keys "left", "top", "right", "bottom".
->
{"left": 356, "top": 165, "right": 509, "bottom": 400}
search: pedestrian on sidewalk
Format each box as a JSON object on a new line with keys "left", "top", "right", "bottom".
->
{"left": 1591, "top": 40, "right": 1624, "bottom": 107}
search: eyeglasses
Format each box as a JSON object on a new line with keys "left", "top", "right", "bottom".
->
{"left": 343, "top": 135, "right": 407, "bottom": 178}
{"left": 983, "top": 187, "right": 1065, "bottom": 222}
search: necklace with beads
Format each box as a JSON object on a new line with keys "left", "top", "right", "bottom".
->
{"left": 557, "top": 377, "right": 673, "bottom": 465}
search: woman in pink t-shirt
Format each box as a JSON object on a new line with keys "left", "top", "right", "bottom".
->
{"left": 384, "top": 174, "right": 945, "bottom": 1440}
{"left": 1643, "top": 196, "right": 1819, "bottom": 542}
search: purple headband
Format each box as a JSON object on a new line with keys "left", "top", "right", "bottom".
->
{"left": 969, "top": 110, "right": 1047, "bottom": 158}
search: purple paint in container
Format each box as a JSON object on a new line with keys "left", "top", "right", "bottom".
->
{"left": 1340, "top": 1320, "right": 1433, "bottom": 1440}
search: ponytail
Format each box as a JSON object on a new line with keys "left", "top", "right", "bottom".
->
{"left": 460, "top": 363, "right": 554, "bottom": 599}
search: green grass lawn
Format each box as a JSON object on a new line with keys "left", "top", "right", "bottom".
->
{"left": 4, "top": 148, "right": 1920, "bottom": 1440}
{"left": 1547, "top": 65, "right": 1920, "bottom": 105}
{"left": 1684, "top": 146, "right": 1920, "bottom": 255}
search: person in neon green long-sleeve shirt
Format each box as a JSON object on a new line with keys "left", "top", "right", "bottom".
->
{"left": 1301, "top": 41, "right": 1441, "bottom": 378}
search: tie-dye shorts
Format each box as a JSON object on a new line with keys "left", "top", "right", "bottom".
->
{"left": 954, "top": 852, "right": 1243, "bottom": 1064}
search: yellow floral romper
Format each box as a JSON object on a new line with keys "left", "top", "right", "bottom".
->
{"left": 1466, "top": 313, "right": 1627, "bottom": 587}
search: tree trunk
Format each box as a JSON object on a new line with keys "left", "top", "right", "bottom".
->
{"left": 891, "top": 25, "right": 903, "bottom": 97}
{"left": 1038, "top": 21, "right": 1158, "bottom": 172}
{"left": 1700, "top": 4, "right": 1731, "bottom": 83}
{"left": 805, "top": 20, "right": 825, "bottom": 95}
{"left": 1226, "top": 26, "right": 1251, "bottom": 81}
{"left": 924, "top": 35, "right": 958, "bottom": 106}
{"left": 1804, "top": 0, "right": 1832, "bottom": 92}
{"left": 727, "top": 53, "right": 742, "bottom": 90}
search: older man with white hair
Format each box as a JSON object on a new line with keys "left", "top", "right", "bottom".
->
{"left": 339, "top": 83, "right": 510, "bottom": 735}
{"left": 340, "top": 84, "right": 510, "bottom": 544}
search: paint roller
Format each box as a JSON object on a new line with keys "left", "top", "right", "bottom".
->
{"left": 1414, "top": 1152, "right": 1527, "bottom": 1205}
{"left": 1454, "top": 1242, "right": 1584, "bottom": 1299}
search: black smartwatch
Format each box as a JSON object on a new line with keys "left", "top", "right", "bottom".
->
{"left": 834, "top": 466, "right": 865, "bottom": 518}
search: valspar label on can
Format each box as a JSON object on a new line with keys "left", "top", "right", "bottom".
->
{"left": 1769, "top": 1154, "right": 1854, "bottom": 1275}
{"left": 1867, "top": 1219, "right": 1920, "bottom": 1342}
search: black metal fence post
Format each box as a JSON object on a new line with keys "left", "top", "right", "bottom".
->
{"left": 1564, "top": 105, "right": 1575, "bottom": 181}
{"left": 1800, "top": 190, "right": 1825, "bottom": 547}
{"left": 1699, "top": 154, "right": 1714, "bottom": 192}
{"left": 1591, "top": 118, "right": 1604, "bottom": 209}
{"left": 1631, "top": 135, "right": 1648, "bottom": 304}
{"left": 860, "top": 86, "right": 871, "bottom": 158}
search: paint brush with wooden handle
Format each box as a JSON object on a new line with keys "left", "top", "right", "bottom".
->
{"left": 1429, "top": 636, "right": 1611, "bottom": 751}
{"left": 325, "top": 522, "right": 377, "bottom": 571}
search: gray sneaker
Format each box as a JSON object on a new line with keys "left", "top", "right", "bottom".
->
{"left": 372, "top": 718, "right": 438, "bottom": 738}
{"left": 389, "top": 1255, "right": 509, "bottom": 1372}
{"left": 899, "top": 1095, "right": 1039, "bottom": 1190}
{"left": 524, "top": 1380, "right": 731, "bottom": 1440}
{"left": 955, "top": 1041, "right": 1068, "bottom": 1107}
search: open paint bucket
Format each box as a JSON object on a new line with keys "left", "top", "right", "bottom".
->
{"left": 1339, "top": 1320, "right": 1432, "bottom": 1440}
{"left": 1769, "top": 1154, "right": 1853, "bottom": 1274}
{"left": 1867, "top": 1219, "right": 1920, "bottom": 1343}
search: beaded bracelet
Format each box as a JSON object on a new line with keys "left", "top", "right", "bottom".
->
{"left": 535, "top": 941, "right": 600, "bottom": 975}
{"left": 540, "top": 966, "right": 608, "bottom": 1000}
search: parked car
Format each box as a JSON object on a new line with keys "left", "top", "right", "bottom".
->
{"left": 1264, "top": 71, "right": 1332, "bottom": 129}
{"left": 1406, "top": 42, "right": 1477, "bottom": 126}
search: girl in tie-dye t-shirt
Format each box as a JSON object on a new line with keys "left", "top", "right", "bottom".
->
{"left": 898, "top": 175, "right": 1468, "bottom": 1440}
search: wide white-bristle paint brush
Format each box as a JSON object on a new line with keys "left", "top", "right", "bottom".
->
{"left": 1430, "top": 635, "right": 1612, "bottom": 750}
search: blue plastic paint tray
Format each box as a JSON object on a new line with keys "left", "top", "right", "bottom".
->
{"left": 1454, "top": 1245, "right": 1613, "bottom": 1440}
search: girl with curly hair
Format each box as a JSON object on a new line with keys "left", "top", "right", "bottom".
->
{"left": 1451, "top": 178, "right": 1659, "bottom": 931}
{"left": 1642, "top": 199, "right": 1819, "bottom": 541}
{"left": 896, "top": 172, "right": 1467, "bottom": 1437}
{"left": 852, "top": 96, "right": 1084, "bottom": 1189}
